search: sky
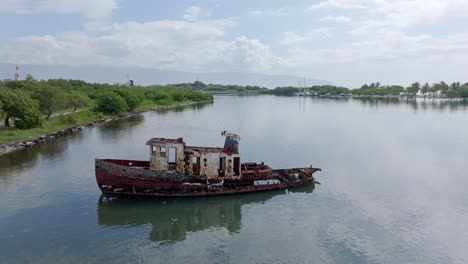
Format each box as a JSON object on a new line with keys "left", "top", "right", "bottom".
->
{"left": 1, "top": 0, "right": 468, "bottom": 87}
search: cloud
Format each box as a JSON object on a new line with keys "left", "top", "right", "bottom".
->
{"left": 307, "top": 0, "right": 370, "bottom": 10}
{"left": 320, "top": 15, "right": 351, "bottom": 23}
{"left": 2, "top": 1, "right": 468, "bottom": 86}
{"left": 183, "top": 6, "right": 211, "bottom": 21}
{"left": 249, "top": 8, "right": 287, "bottom": 17}
{"left": 0, "top": 0, "right": 118, "bottom": 18}
{"left": 281, "top": 30, "right": 468, "bottom": 85}
{"left": 223, "top": 36, "right": 282, "bottom": 72}
{"left": 281, "top": 28, "right": 332, "bottom": 45}
{"left": 308, "top": 0, "right": 468, "bottom": 33}
{"left": 374, "top": 0, "right": 468, "bottom": 29}
{"left": 0, "top": 17, "right": 279, "bottom": 74}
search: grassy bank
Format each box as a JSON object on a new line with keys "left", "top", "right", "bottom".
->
{"left": 0, "top": 99, "right": 203, "bottom": 145}
{"left": 0, "top": 110, "right": 109, "bottom": 145}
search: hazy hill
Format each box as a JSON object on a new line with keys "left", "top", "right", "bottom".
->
{"left": 0, "top": 63, "right": 333, "bottom": 88}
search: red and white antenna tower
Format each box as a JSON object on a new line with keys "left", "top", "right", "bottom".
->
{"left": 14, "top": 65, "right": 20, "bottom": 81}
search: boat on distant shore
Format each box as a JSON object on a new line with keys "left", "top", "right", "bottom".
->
{"left": 95, "top": 133, "right": 321, "bottom": 197}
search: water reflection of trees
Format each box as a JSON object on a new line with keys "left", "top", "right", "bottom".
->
{"left": 0, "top": 133, "right": 78, "bottom": 187}
{"left": 98, "top": 115, "right": 145, "bottom": 142}
{"left": 97, "top": 184, "right": 315, "bottom": 243}
{"left": 155, "top": 102, "right": 213, "bottom": 114}
{"left": 307, "top": 97, "right": 352, "bottom": 104}
{"left": 353, "top": 97, "right": 468, "bottom": 112}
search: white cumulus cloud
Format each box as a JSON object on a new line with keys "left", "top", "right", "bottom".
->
{"left": 320, "top": 15, "right": 351, "bottom": 23}
{"left": 0, "top": 15, "right": 279, "bottom": 74}
{"left": 308, "top": 0, "right": 371, "bottom": 10}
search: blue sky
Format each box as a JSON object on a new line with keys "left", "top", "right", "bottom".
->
{"left": 1, "top": 0, "right": 468, "bottom": 87}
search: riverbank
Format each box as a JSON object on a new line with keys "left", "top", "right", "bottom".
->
{"left": 0, "top": 100, "right": 212, "bottom": 156}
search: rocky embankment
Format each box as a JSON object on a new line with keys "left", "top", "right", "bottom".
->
{"left": 0, "top": 101, "right": 210, "bottom": 156}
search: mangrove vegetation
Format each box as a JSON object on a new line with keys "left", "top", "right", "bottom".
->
{"left": 172, "top": 80, "right": 468, "bottom": 98}
{"left": 0, "top": 78, "right": 213, "bottom": 144}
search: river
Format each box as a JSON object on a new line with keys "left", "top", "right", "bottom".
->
{"left": 1, "top": 96, "right": 468, "bottom": 264}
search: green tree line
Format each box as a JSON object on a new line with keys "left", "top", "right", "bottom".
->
{"left": 0, "top": 77, "right": 213, "bottom": 130}
{"left": 263, "top": 81, "right": 468, "bottom": 97}
{"left": 352, "top": 81, "right": 468, "bottom": 97}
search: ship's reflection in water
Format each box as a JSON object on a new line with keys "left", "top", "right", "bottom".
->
{"left": 97, "top": 184, "right": 315, "bottom": 243}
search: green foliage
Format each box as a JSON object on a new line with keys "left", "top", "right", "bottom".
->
{"left": 0, "top": 110, "right": 110, "bottom": 144}
{"left": 95, "top": 92, "right": 129, "bottom": 114}
{"left": 173, "top": 88, "right": 213, "bottom": 101}
{"left": 14, "top": 107, "right": 44, "bottom": 129}
{"left": 150, "top": 90, "right": 171, "bottom": 101}
{"left": 265, "top": 85, "right": 350, "bottom": 96}
{"left": 3, "top": 80, "right": 28, "bottom": 90}
{"left": 142, "top": 86, "right": 213, "bottom": 103}
{"left": 0, "top": 79, "right": 214, "bottom": 144}
{"left": 67, "top": 91, "right": 90, "bottom": 112}
{"left": 192, "top": 81, "right": 206, "bottom": 90}
{"left": 310, "top": 85, "right": 349, "bottom": 95}
{"left": 60, "top": 115, "right": 78, "bottom": 124}
{"left": 0, "top": 88, "right": 43, "bottom": 129}
{"left": 445, "top": 84, "right": 468, "bottom": 98}
{"left": 266, "top": 87, "right": 299, "bottom": 96}
{"left": 113, "top": 89, "right": 141, "bottom": 110}
{"left": 168, "top": 88, "right": 188, "bottom": 101}
{"left": 352, "top": 85, "right": 404, "bottom": 96}
{"left": 406, "top": 82, "right": 420, "bottom": 95}
{"left": 146, "top": 89, "right": 172, "bottom": 105}
{"left": 25, "top": 74, "right": 36, "bottom": 82}
{"left": 169, "top": 81, "right": 268, "bottom": 94}
{"left": 32, "top": 84, "right": 66, "bottom": 119}
{"left": 421, "top": 83, "right": 430, "bottom": 94}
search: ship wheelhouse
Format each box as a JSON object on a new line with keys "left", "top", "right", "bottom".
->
{"left": 145, "top": 133, "right": 242, "bottom": 180}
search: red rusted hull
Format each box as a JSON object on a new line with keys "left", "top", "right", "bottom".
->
{"left": 95, "top": 159, "right": 321, "bottom": 197}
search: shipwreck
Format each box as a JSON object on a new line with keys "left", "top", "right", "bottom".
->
{"left": 95, "top": 133, "right": 321, "bottom": 197}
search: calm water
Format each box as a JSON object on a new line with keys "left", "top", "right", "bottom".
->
{"left": 1, "top": 96, "right": 468, "bottom": 264}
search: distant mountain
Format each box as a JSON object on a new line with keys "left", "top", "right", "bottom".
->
{"left": 0, "top": 63, "right": 334, "bottom": 88}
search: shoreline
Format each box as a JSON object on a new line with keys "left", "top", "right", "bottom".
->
{"left": 205, "top": 91, "right": 468, "bottom": 99}
{"left": 0, "top": 100, "right": 212, "bottom": 156}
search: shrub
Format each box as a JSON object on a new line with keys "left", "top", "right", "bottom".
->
{"left": 60, "top": 115, "right": 78, "bottom": 124}
{"left": 0, "top": 88, "right": 43, "bottom": 129}
{"left": 95, "top": 92, "right": 129, "bottom": 114}
{"left": 113, "top": 89, "right": 141, "bottom": 110}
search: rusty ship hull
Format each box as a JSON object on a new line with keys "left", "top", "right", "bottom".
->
{"left": 95, "top": 159, "right": 321, "bottom": 197}
{"left": 95, "top": 134, "right": 320, "bottom": 197}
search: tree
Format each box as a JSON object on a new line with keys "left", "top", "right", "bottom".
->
{"left": 113, "top": 89, "right": 141, "bottom": 110}
{"left": 431, "top": 83, "right": 442, "bottom": 93}
{"left": 32, "top": 85, "right": 66, "bottom": 119}
{"left": 149, "top": 89, "right": 171, "bottom": 103}
{"left": 192, "top": 81, "right": 206, "bottom": 90}
{"left": 66, "top": 91, "right": 90, "bottom": 113}
{"left": 450, "top": 82, "right": 460, "bottom": 90}
{"left": 0, "top": 88, "right": 43, "bottom": 129}
{"left": 25, "top": 74, "right": 36, "bottom": 82}
{"left": 421, "top": 83, "right": 430, "bottom": 95}
{"left": 406, "top": 82, "right": 420, "bottom": 95}
{"left": 168, "top": 89, "right": 188, "bottom": 101}
{"left": 95, "top": 92, "right": 129, "bottom": 114}
{"left": 0, "top": 88, "right": 17, "bottom": 127}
